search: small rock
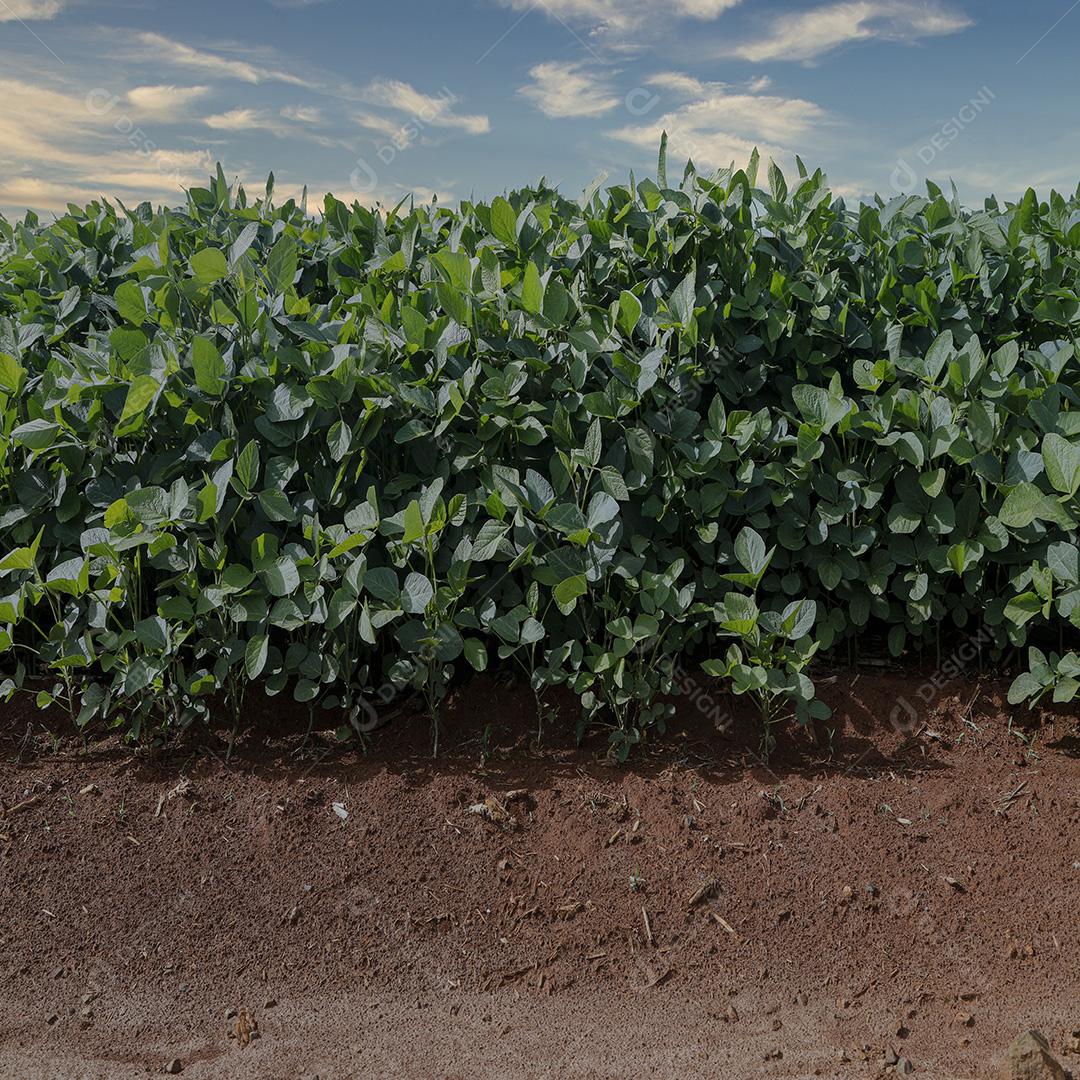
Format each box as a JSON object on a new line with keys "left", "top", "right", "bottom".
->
{"left": 1065, "top": 1031, "right": 1080, "bottom": 1054}
{"left": 897, "top": 1058, "right": 914, "bottom": 1075}
{"left": 997, "top": 1030, "right": 1066, "bottom": 1080}
{"left": 164, "top": 1060, "right": 183, "bottom": 1076}
{"left": 45, "top": 1012, "right": 58, "bottom": 1026}
{"left": 264, "top": 998, "right": 277, "bottom": 1009}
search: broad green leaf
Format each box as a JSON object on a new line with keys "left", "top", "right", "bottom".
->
{"left": 265, "top": 234, "right": 298, "bottom": 294}
{"left": 554, "top": 574, "right": 587, "bottom": 607}
{"left": 192, "top": 337, "right": 226, "bottom": 397}
{"left": 245, "top": 634, "right": 269, "bottom": 678}
{"left": 236, "top": 439, "right": 260, "bottom": 491}
{"left": 114, "top": 281, "right": 147, "bottom": 325}
{"left": 401, "top": 572, "right": 433, "bottom": 613}
{"left": 490, "top": 196, "right": 518, "bottom": 246}
{"left": 117, "top": 374, "right": 159, "bottom": 428}
{"left": 402, "top": 500, "right": 425, "bottom": 545}
{"left": 190, "top": 247, "right": 228, "bottom": 284}
{"left": 464, "top": 637, "right": 488, "bottom": 671}
{"left": 522, "top": 261, "right": 544, "bottom": 315}
{"left": 618, "top": 290, "right": 641, "bottom": 338}
{"left": 1043, "top": 434, "right": 1080, "bottom": 496}
{"left": 262, "top": 556, "right": 300, "bottom": 597}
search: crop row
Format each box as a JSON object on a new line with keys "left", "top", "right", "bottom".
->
{"left": 1, "top": 150, "right": 1079, "bottom": 755}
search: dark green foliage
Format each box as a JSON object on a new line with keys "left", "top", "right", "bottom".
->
{"left": 2, "top": 152, "right": 1080, "bottom": 754}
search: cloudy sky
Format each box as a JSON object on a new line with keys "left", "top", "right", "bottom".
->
{"left": 0, "top": 0, "right": 1076, "bottom": 215}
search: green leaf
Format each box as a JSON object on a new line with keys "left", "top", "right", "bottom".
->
{"left": 1043, "top": 433, "right": 1080, "bottom": 496}
{"left": 117, "top": 374, "right": 159, "bottom": 428}
{"left": 669, "top": 269, "right": 696, "bottom": 327}
{"left": 402, "top": 500, "right": 425, "bottom": 545}
{"left": 363, "top": 567, "right": 399, "bottom": 603}
{"left": 133, "top": 616, "right": 168, "bottom": 652}
{"left": 1008, "top": 672, "right": 1043, "bottom": 705}
{"left": 490, "top": 196, "right": 518, "bottom": 246}
{"left": 464, "top": 637, "right": 488, "bottom": 672}
{"left": 401, "top": 572, "right": 433, "bottom": 614}
{"left": 999, "top": 482, "right": 1053, "bottom": 529}
{"left": 734, "top": 527, "right": 769, "bottom": 575}
{"left": 1047, "top": 542, "right": 1079, "bottom": 585}
{"left": 522, "top": 260, "right": 545, "bottom": 315}
{"left": 114, "top": 281, "right": 147, "bottom": 326}
{"left": 0, "top": 546, "right": 35, "bottom": 573}
{"left": 584, "top": 418, "right": 602, "bottom": 466}
{"left": 434, "top": 249, "right": 473, "bottom": 292}
{"left": 0, "top": 354, "right": 26, "bottom": 394}
{"left": 436, "top": 282, "right": 470, "bottom": 326}
{"left": 236, "top": 439, "right": 261, "bottom": 491}
{"left": 618, "top": 290, "right": 641, "bottom": 339}
{"left": 192, "top": 337, "right": 226, "bottom": 397}
{"left": 262, "top": 556, "right": 300, "bottom": 597}
{"left": 258, "top": 489, "right": 295, "bottom": 523}
{"left": 553, "top": 575, "right": 587, "bottom": 611}
{"left": 12, "top": 419, "right": 60, "bottom": 451}
{"left": 245, "top": 634, "right": 269, "bottom": 678}
{"left": 190, "top": 247, "right": 228, "bottom": 284}
{"left": 1004, "top": 592, "right": 1043, "bottom": 627}
{"left": 328, "top": 420, "right": 351, "bottom": 462}
{"left": 265, "top": 234, "right": 298, "bottom": 294}
{"left": 294, "top": 678, "right": 319, "bottom": 703}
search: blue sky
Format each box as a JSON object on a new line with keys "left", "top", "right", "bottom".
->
{"left": 0, "top": 0, "right": 1076, "bottom": 215}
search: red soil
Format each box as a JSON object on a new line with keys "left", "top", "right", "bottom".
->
{"left": 1, "top": 670, "right": 1078, "bottom": 1079}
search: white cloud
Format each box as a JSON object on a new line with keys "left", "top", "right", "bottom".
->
{"left": 127, "top": 32, "right": 313, "bottom": 86}
{"left": 361, "top": 79, "right": 490, "bottom": 135}
{"left": 519, "top": 60, "right": 620, "bottom": 118}
{"left": 0, "top": 0, "right": 65, "bottom": 20}
{"left": 607, "top": 73, "right": 829, "bottom": 175}
{"left": 281, "top": 104, "right": 322, "bottom": 124}
{"left": 204, "top": 107, "right": 276, "bottom": 132}
{"left": 354, "top": 109, "right": 404, "bottom": 139}
{"left": 0, "top": 77, "right": 213, "bottom": 213}
{"left": 724, "top": 0, "right": 972, "bottom": 62}
{"left": 495, "top": 0, "right": 741, "bottom": 32}
{"left": 124, "top": 85, "right": 210, "bottom": 120}
{"left": 202, "top": 105, "right": 347, "bottom": 149}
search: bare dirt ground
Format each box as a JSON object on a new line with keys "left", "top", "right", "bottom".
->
{"left": 1, "top": 670, "right": 1078, "bottom": 1079}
